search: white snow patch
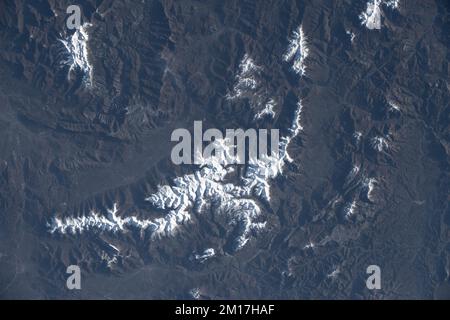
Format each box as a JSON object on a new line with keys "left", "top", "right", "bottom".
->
{"left": 344, "top": 200, "right": 358, "bottom": 219}
{"left": 359, "top": 0, "right": 400, "bottom": 30}
{"left": 189, "top": 288, "right": 201, "bottom": 300}
{"left": 385, "top": 0, "right": 400, "bottom": 9}
{"left": 346, "top": 30, "right": 356, "bottom": 43}
{"left": 388, "top": 100, "right": 401, "bottom": 112}
{"left": 353, "top": 131, "right": 363, "bottom": 143}
{"left": 371, "top": 136, "right": 389, "bottom": 152}
{"left": 254, "top": 98, "right": 276, "bottom": 120}
{"left": 359, "top": 0, "right": 383, "bottom": 30}
{"left": 327, "top": 267, "right": 340, "bottom": 278}
{"left": 303, "top": 241, "right": 315, "bottom": 250}
{"left": 193, "top": 248, "right": 216, "bottom": 262}
{"left": 363, "top": 177, "right": 377, "bottom": 201}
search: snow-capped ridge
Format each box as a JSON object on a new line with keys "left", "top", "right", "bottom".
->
{"left": 344, "top": 164, "right": 361, "bottom": 188}
{"left": 49, "top": 40, "right": 308, "bottom": 253}
{"left": 227, "top": 54, "right": 277, "bottom": 121}
{"left": 59, "top": 23, "right": 94, "bottom": 86}
{"left": 226, "top": 54, "right": 260, "bottom": 100}
{"left": 47, "top": 203, "right": 189, "bottom": 238}
{"left": 283, "top": 25, "right": 309, "bottom": 76}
